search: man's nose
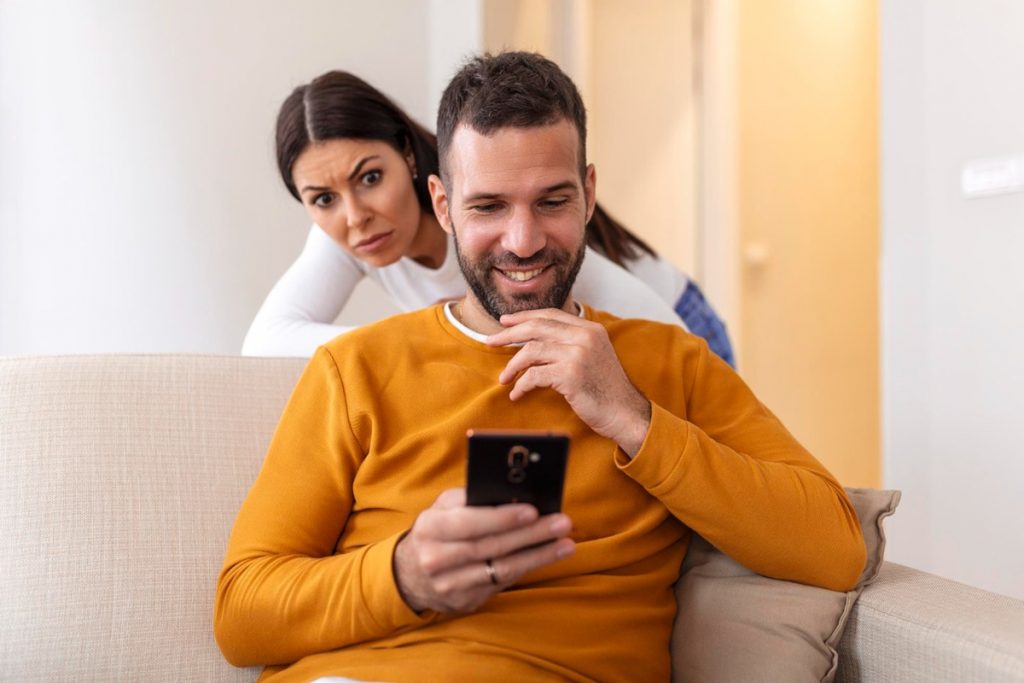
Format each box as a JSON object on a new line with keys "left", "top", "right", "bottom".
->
{"left": 501, "top": 209, "right": 547, "bottom": 257}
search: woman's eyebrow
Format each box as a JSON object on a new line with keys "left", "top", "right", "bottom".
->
{"left": 299, "top": 155, "right": 383, "bottom": 195}
{"left": 347, "top": 155, "right": 381, "bottom": 180}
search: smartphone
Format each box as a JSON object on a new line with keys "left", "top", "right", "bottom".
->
{"left": 465, "top": 430, "right": 569, "bottom": 515}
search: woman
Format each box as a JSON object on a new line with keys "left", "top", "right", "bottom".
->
{"left": 242, "top": 70, "right": 734, "bottom": 366}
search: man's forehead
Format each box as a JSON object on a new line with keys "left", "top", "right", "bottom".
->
{"left": 447, "top": 121, "right": 582, "bottom": 197}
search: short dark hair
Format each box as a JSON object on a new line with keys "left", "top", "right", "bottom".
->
{"left": 436, "top": 52, "right": 588, "bottom": 182}
{"left": 275, "top": 71, "right": 438, "bottom": 211}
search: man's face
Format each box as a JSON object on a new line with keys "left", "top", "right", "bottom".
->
{"left": 429, "top": 120, "right": 596, "bottom": 322}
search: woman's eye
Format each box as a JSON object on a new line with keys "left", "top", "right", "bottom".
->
{"left": 312, "top": 193, "right": 335, "bottom": 208}
{"left": 361, "top": 170, "right": 382, "bottom": 186}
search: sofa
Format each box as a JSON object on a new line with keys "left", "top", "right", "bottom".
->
{"left": 1, "top": 354, "right": 1022, "bottom": 682}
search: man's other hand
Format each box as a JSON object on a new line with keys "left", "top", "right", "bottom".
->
{"left": 393, "top": 488, "right": 575, "bottom": 614}
{"left": 487, "top": 308, "right": 652, "bottom": 457}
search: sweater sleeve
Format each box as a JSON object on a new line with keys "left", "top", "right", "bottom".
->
{"left": 616, "top": 343, "right": 867, "bottom": 592}
{"left": 214, "top": 347, "right": 431, "bottom": 667}
{"left": 572, "top": 247, "right": 691, "bottom": 330}
{"left": 241, "top": 225, "right": 365, "bottom": 357}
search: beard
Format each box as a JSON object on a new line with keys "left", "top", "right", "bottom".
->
{"left": 453, "top": 228, "right": 587, "bottom": 321}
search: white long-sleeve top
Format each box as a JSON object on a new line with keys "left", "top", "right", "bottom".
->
{"left": 242, "top": 225, "right": 692, "bottom": 357}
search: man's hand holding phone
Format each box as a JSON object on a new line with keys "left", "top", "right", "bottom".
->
{"left": 393, "top": 488, "right": 575, "bottom": 614}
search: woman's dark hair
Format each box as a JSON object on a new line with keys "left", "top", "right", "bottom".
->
{"left": 275, "top": 71, "right": 438, "bottom": 212}
{"left": 586, "top": 203, "right": 656, "bottom": 265}
{"left": 277, "top": 67, "right": 655, "bottom": 267}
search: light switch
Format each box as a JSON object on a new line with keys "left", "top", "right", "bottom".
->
{"left": 961, "top": 154, "right": 1024, "bottom": 198}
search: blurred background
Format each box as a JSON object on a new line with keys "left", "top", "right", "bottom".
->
{"left": 1, "top": 0, "right": 1022, "bottom": 599}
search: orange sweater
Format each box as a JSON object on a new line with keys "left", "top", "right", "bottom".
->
{"left": 215, "top": 305, "right": 865, "bottom": 682}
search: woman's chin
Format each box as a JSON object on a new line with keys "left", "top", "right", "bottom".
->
{"left": 351, "top": 248, "right": 402, "bottom": 268}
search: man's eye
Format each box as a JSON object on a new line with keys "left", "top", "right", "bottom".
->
{"left": 361, "top": 170, "right": 382, "bottom": 186}
{"left": 540, "top": 198, "right": 568, "bottom": 209}
{"left": 312, "top": 193, "right": 335, "bottom": 208}
{"left": 473, "top": 203, "right": 501, "bottom": 214}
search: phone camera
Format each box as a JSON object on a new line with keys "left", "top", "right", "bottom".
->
{"left": 508, "top": 445, "right": 529, "bottom": 468}
{"left": 508, "top": 445, "right": 529, "bottom": 483}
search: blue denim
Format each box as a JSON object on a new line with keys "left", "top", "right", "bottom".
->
{"left": 674, "top": 281, "right": 736, "bottom": 368}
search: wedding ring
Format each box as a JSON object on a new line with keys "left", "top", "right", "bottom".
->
{"left": 485, "top": 558, "right": 498, "bottom": 585}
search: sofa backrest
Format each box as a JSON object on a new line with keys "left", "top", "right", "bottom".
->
{"left": 0, "top": 355, "right": 304, "bottom": 681}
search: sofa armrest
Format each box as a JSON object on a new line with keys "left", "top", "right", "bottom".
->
{"left": 837, "top": 562, "right": 1024, "bottom": 683}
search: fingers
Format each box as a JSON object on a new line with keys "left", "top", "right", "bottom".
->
{"left": 486, "top": 311, "right": 593, "bottom": 348}
{"left": 395, "top": 500, "right": 577, "bottom": 614}
{"left": 497, "top": 340, "right": 580, "bottom": 386}
{"left": 507, "top": 364, "right": 565, "bottom": 402}
{"left": 439, "top": 537, "right": 576, "bottom": 593}
{"left": 498, "top": 307, "right": 589, "bottom": 328}
{"left": 423, "top": 535, "right": 576, "bottom": 613}
{"left": 419, "top": 501, "right": 539, "bottom": 543}
{"left": 433, "top": 487, "right": 467, "bottom": 509}
{"left": 419, "top": 513, "right": 573, "bottom": 574}
{"left": 489, "top": 537, "right": 576, "bottom": 585}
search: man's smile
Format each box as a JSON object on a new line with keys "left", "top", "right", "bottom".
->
{"left": 498, "top": 267, "right": 547, "bottom": 282}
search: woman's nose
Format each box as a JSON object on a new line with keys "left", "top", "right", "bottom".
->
{"left": 345, "top": 198, "right": 372, "bottom": 231}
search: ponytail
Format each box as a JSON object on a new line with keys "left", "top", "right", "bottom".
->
{"left": 585, "top": 203, "right": 657, "bottom": 267}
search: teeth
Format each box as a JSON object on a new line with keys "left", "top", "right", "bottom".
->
{"left": 503, "top": 268, "right": 544, "bottom": 282}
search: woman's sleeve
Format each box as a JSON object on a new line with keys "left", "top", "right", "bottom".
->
{"left": 214, "top": 347, "right": 432, "bottom": 666}
{"left": 573, "top": 247, "right": 688, "bottom": 328}
{"left": 241, "top": 226, "right": 365, "bottom": 357}
{"left": 620, "top": 251, "right": 736, "bottom": 367}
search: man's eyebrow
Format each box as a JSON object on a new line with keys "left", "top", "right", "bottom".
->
{"left": 541, "top": 181, "right": 579, "bottom": 194}
{"left": 298, "top": 155, "right": 380, "bottom": 195}
{"left": 463, "top": 191, "right": 503, "bottom": 203}
{"left": 463, "top": 181, "right": 579, "bottom": 203}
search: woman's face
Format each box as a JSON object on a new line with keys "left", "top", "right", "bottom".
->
{"left": 291, "top": 138, "right": 423, "bottom": 267}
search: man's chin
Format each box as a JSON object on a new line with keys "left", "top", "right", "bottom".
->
{"left": 483, "top": 292, "right": 566, "bottom": 319}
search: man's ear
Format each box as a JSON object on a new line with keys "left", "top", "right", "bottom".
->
{"left": 428, "top": 174, "right": 453, "bottom": 235}
{"left": 584, "top": 163, "right": 597, "bottom": 224}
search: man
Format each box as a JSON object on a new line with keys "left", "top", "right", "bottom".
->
{"left": 215, "top": 52, "right": 865, "bottom": 682}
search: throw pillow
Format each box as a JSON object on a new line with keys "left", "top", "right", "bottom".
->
{"left": 671, "top": 487, "right": 900, "bottom": 683}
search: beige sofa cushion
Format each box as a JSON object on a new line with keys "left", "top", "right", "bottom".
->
{"left": 0, "top": 355, "right": 304, "bottom": 681}
{"left": 671, "top": 488, "right": 900, "bottom": 683}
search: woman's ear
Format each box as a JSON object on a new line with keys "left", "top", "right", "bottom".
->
{"left": 428, "top": 175, "right": 452, "bottom": 235}
{"left": 403, "top": 142, "right": 418, "bottom": 181}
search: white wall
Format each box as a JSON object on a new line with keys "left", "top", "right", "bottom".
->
{"left": 882, "top": 0, "right": 1024, "bottom": 599}
{"left": 0, "top": 0, "right": 481, "bottom": 354}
